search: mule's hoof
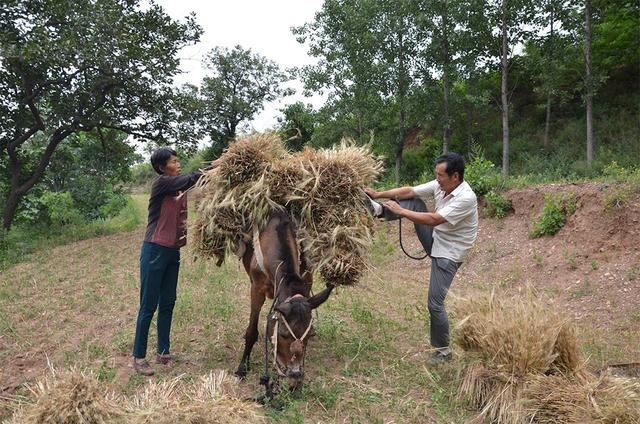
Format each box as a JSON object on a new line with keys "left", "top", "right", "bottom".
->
{"left": 235, "top": 369, "right": 247, "bottom": 380}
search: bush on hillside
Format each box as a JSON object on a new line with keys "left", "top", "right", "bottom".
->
{"left": 529, "top": 194, "right": 576, "bottom": 238}
{"left": 484, "top": 191, "right": 513, "bottom": 218}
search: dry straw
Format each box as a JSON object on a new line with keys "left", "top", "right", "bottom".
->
{"left": 191, "top": 133, "right": 383, "bottom": 286}
{"left": 454, "top": 292, "right": 640, "bottom": 423}
{"left": 8, "top": 365, "right": 123, "bottom": 424}
{"left": 9, "top": 367, "right": 265, "bottom": 424}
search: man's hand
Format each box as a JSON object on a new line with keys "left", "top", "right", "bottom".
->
{"left": 385, "top": 200, "right": 403, "bottom": 215}
{"left": 364, "top": 187, "right": 379, "bottom": 199}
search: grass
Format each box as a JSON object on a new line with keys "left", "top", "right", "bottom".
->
{"left": 1, "top": 187, "right": 638, "bottom": 423}
{"left": 0, "top": 194, "right": 143, "bottom": 271}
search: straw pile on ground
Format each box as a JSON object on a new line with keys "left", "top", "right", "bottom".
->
{"left": 454, "top": 292, "right": 640, "bottom": 423}
{"left": 8, "top": 368, "right": 264, "bottom": 424}
{"left": 191, "top": 133, "right": 382, "bottom": 286}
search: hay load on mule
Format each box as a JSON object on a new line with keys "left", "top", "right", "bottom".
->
{"left": 8, "top": 367, "right": 265, "bottom": 424}
{"left": 454, "top": 292, "right": 640, "bottom": 423}
{"left": 191, "top": 133, "right": 382, "bottom": 286}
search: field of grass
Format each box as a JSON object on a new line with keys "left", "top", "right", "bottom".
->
{"left": 1, "top": 189, "right": 637, "bottom": 423}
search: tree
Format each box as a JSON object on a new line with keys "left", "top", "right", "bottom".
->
{"left": 417, "top": 0, "right": 466, "bottom": 154}
{"left": 584, "top": 0, "right": 594, "bottom": 164}
{"left": 277, "top": 102, "right": 317, "bottom": 151}
{"left": 198, "top": 46, "right": 292, "bottom": 157}
{"left": 294, "top": 0, "right": 425, "bottom": 183}
{"left": 0, "top": 0, "right": 201, "bottom": 230}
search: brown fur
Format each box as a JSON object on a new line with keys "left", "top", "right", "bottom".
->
{"left": 235, "top": 211, "right": 334, "bottom": 388}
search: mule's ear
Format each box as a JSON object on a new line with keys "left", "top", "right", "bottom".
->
{"left": 308, "top": 284, "right": 335, "bottom": 310}
{"left": 275, "top": 302, "right": 292, "bottom": 316}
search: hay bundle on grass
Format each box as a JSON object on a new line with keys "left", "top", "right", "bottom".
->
{"left": 455, "top": 291, "right": 579, "bottom": 375}
{"left": 9, "top": 366, "right": 122, "bottom": 424}
{"left": 126, "top": 370, "right": 264, "bottom": 424}
{"left": 10, "top": 368, "right": 265, "bottom": 424}
{"left": 191, "top": 134, "right": 383, "bottom": 286}
{"left": 454, "top": 292, "right": 640, "bottom": 423}
{"left": 522, "top": 371, "right": 640, "bottom": 423}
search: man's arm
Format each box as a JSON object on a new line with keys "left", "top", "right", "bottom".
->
{"left": 384, "top": 200, "right": 447, "bottom": 226}
{"left": 364, "top": 186, "right": 415, "bottom": 200}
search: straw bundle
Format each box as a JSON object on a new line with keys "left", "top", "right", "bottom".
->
{"left": 522, "top": 372, "right": 640, "bottom": 423}
{"left": 455, "top": 292, "right": 640, "bottom": 423}
{"left": 126, "top": 371, "right": 264, "bottom": 424}
{"left": 459, "top": 363, "right": 522, "bottom": 424}
{"left": 191, "top": 134, "right": 383, "bottom": 286}
{"left": 455, "top": 291, "right": 577, "bottom": 376}
{"left": 9, "top": 368, "right": 265, "bottom": 424}
{"left": 10, "top": 367, "right": 123, "bottom": 424}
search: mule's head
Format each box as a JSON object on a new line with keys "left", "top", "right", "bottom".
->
{"left": 270, "top": 285, "right": 334, "bottom": 389}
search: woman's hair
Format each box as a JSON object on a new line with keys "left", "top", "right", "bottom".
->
{"left": 150, "top": 147, "right": 177, "bottom": 175}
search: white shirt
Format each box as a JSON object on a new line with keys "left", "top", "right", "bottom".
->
{"left": 412, "top": 180, "right": 478, "bottom": 263}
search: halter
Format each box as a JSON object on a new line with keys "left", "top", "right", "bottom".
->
{"left": 253, "top": 227, "right": 313, "bottom": 398}
{"left": 270, "top": 294, "right": 313, "bottom": 377}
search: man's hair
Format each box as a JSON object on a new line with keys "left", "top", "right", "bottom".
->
{"left": 435, "top": 152, "right": 465, "bottom": 181}
{"left": 150, "top": 147, "right": 177, "bottom": 175}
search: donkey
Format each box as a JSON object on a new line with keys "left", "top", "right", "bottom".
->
{"left": 235, "top": 210, "right": 334, "bottom": 389}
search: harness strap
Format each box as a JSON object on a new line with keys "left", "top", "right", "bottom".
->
{"left": 253, "top": 227, "right": 268, "bottom": 274}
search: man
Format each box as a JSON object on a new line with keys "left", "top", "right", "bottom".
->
{"left": 365, "top": 152, "right": 478, "bottom": 365}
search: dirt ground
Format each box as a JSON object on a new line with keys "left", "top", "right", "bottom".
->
{"left": 1, "top": 181, "right": 638, "bottom": 422}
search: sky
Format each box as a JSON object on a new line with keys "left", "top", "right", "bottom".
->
{"left": 155, "top": 0, "right": 326, "bottom": 132}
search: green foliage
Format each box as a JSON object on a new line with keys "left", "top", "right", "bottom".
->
{"left": 0, "top": 196, "right": 140, "bottom": 270}
{"left": 130, "top": 163, "right": 156, "bottom": 188}
{"left": 199, "top": 45, "right": 292, "bottom": 155}
{"left": 484, "top": 191, "right": 513, "bottom": 218}
{"left": 403, "top": 138, "right": 442, "bottom": 185}
{"left": 278, "top": 102, "right": 317, "bottom": 151}
{"left": 464, "top": 145, "right": 504, "bottom": 197}
{"left": 40, "top": 191, "right": 83, "bottom": 227}
{"left": 0, "top": 0, "right": 201, "bottom": 229}
{"left": 529, "top": 194, "right": 577, "bottom": 238}
{"left": 603, "top": 187, "right": 632, "bottom": 213}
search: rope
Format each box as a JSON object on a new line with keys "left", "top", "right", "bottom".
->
{"left": 398, "top": 216, "right": 429, "bottom": 260}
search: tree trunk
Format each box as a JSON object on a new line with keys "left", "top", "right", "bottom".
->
{"left": 2, "top": 131, "right": 69, "bottom": 230}
{"left": 500, "top": 0, "right": 510, "bottom": 176}
{"left": 584, "top": 0, "right": 594, "bottom": 164}
{"left": 543, "top": 6, "right": 554, "bottom": 150}
{"left": 442, "top": 5, "right": 451, "bottom": 154}
{"left": 465, "top": 99, "right": 474, "bottom": 152}
{"left": 2, "top": 191, "right": 21, "bottom": 231}
{"left": 395, "top": 31, "right": 407, "bottom": 185}
{"left": 443, "top": 70, "right": 451, "bottom": 154}
{"left": 543, "top": 95, "right": 552, "bottom": 150}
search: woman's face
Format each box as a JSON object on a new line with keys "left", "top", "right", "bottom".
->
{"left": 162, "top": 155, "right": 181, "bottom": 176}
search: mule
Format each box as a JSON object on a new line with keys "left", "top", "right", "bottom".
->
{"left": 235, "top": 210, "right": 334, "bottom": 389}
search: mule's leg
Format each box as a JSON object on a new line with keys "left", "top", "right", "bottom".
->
{"left": 236, "top": 283, "right": 266, "bottom": 379}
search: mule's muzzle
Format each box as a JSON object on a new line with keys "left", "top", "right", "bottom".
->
{"left": 287, "top": 367, "right": 304, "bottom": 389}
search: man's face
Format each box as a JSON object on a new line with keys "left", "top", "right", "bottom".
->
{"left": 162, "top": 155, "right": 181, "bottom": 176}
{"left": 435, "top": 162, "right": 458, "bottom": 194}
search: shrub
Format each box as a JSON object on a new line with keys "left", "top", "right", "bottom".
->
{"left": 602, "top": 186, "right": 632, "bottom": 213}
{"left": 40, "top": 191, "right": 83, "bottom": 226}
{"left": 530, "top": 194, "right": 576, "bottom": 238}
{"left": 484, "top": 191, "right": 513, "bottom": 218}
{"left": 464, "top": 145, "right": 503, "bottom": 197}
